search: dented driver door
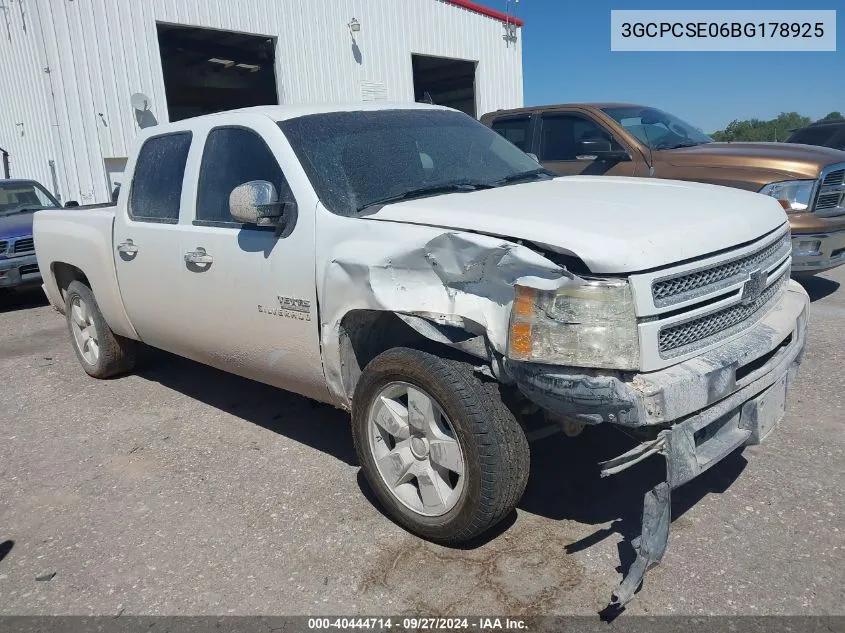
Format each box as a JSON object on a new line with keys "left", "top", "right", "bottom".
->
{"left": 173, "top": 116, "right": 329, "bottom": 403}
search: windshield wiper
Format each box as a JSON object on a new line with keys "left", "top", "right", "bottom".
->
{"left": 488, "top": 168, "right": 555, "bottom": 187}
{"left": 357, "top": 182, "right": 493, "bottom": 213}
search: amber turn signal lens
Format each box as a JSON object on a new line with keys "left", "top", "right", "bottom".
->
{"left": 510, "top": 323, "right": 533, "bottom": 356}
{"left": 511, "top": 286, "right": 537, "bottom": 357}
{"left": 513, "top": 286, "right": 536, "bottom": 317}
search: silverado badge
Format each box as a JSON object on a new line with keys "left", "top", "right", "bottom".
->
{"left": 258, "top": 296, "right": 312, "bottom": 321}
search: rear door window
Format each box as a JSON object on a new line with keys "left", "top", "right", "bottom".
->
{"left": 129, "top": 132, "right": 191, "bottom": 223}
{"left": 490, "top": 116, "right": 531, "bottom": 151}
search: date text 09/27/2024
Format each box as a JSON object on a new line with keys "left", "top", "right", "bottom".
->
{"left": 307, "top": 618, "right": 528, "bottom": 631}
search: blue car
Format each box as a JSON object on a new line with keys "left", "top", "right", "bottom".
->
{"left": 0, "top": 179, "right": 61, "bottom": 291}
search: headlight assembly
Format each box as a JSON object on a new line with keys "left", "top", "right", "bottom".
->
{"left": 508, "top": 278, "right": 640, "bottom": 370}
{"left": 758, "top": 180, "right": 814, "bottom": 213}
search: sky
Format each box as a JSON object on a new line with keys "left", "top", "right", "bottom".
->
{"left": 515, "top": 0, "right": 843, "bottom": 133}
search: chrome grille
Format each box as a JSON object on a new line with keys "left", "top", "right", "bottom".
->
{"left": 816, "top": 193, "right": 842, "bottom": 210}
{"left": 651, "top": 230, "right": 790, "bottom": 307}
{"left": 0, "top": 240, "right": 7, "bottom": 255}
{"left": 822, "top": 169, "right": 845, "bottom": 187}
{"left": 814, "top": 164, "right": 845, "bottom": 218}
{"left": 658, "top": 270, "right": 789, "bottom": 356}
{"left": 13, "top": 237, "right": 34, "bottom": 253}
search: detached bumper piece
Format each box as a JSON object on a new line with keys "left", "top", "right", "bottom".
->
{"left": 607, "top": 481, "right": 670, "bottom": 610}
{"left": 600, "top": 370, "right": 792, "bottom": 610}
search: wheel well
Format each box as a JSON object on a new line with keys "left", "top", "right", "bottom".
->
{"left": 338, "top": 311, "right": 484, "bottom": 401}
{"left": 51, "top": 263, "right": 90, "bottom": 300}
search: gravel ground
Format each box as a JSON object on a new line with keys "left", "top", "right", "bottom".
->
{"left": 0, "top": 268, "right": 843, "bottom": 617}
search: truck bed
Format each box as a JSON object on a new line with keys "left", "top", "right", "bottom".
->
{"left": 33, "top": 206, "right": 136, "bottom": 339}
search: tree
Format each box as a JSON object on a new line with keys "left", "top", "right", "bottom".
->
{"left": 711, "top": 112, "right": 812, "bottom": 142}
{"left": 819, "top": 111, "right": 843, "bottom": 122}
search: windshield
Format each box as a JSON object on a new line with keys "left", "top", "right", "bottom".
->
{"left": 602, "top": 106, "right": 713, "bottom": 150}
{"left": 0, "top": 181, "right": 60, "bottom": 216}
{"left": 278, "top": 109, "right": 548, "bottom": 216}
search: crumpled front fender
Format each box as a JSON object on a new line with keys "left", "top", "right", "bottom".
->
{"left": 316, "top": 219, "right": 580, "bottom": 408}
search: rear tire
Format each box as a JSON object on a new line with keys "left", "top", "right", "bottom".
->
{"left": 352, "top": 347, "right": 530, "bottom": 544}
{"left": 64, "top": 280, "right": 136, "bottom": 378}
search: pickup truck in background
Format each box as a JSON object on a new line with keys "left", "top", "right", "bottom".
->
{"left": 0, "top": 179, "right": 62, "bottom": 291}
{"left": 787, "top": 119, "right": 845, "bottom": 152}
{"left": 34, "top": 103, "right": 809, "bottom": 609}
{"left": 482, "top": 103, "right": 845, "bottom": 276}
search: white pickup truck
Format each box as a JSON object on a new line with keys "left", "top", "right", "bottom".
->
{"left": 34, "top": 103, "right": 809, "bottom": 608}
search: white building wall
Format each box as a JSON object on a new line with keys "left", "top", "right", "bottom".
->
{"left": 0, "top": 0, "right": 523, "bottom": 205}
{"left": 0, "top": 0, "right": 61, "bottom": 194}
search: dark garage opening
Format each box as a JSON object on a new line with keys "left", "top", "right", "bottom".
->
{"left": 412, "top": 54, "right": 477, "bottom": 117}
{"left": 157, "top": 23, "right": 278, "bottom": 122}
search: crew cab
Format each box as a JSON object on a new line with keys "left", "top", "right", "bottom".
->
{"left": 0, "top": 179, "right": 61, "bottom": 291}
{"left": 34, "top": 103, "right": 809, "bottom": 609}
{"left": 482, "top": 103, "right": 845, "bottom": 276}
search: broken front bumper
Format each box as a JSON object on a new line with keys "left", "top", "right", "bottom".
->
{"left": 507, "top": 280, "right": 809, "bottom": 609}
{"left": 597, "top": 358, "right": 798, "bottom": 608}
{"left": 508, "top": 280, "right": 809, "bottom": 433}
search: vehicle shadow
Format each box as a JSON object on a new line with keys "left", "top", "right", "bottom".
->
{"left": 359, "top": 418, "right": 746, "bottom": 559}
{"left": 134, "top": 345, "right": 747, "bottom": 598}
{"left": 134, "top": 346, "right": 358, "bottom": 466}
{"left": 0, "top": 288, "right": 48, "bottom": 314}
{"left": 796, "top": 274, "right": 840, "bottom": 302}
{"left": 518, "top": 424, "right": 746, "bottom": 607}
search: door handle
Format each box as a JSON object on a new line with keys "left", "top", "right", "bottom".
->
{"left": 184, "top": 247, "right": 213, "bottom": 265}
{"left": 117, "top": 239, "right": 138, "bottom": 255}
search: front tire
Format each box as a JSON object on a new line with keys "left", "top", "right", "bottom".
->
{"left": 64, "top": 280, "right": 136, "bottom": 378}
{"left": 352, "top": 347, "right": 530, "bottom": 544}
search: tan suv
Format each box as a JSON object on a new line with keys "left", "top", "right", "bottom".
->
{"left": 481, "top": 103, "right": 845, "bottom": 275}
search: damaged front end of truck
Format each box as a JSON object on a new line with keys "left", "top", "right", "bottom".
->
{"left": 319, "top": 223, "right": 809, "bottom": 611}
{"left": 503, "top": 231, "right": 808, "bottom": 609}
{"left": 509, "top": 300, "right": 807, "bottom": 609}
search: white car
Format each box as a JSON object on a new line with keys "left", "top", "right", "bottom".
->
{"left": 33, "top": 103, "right": 809, "bottom": 608}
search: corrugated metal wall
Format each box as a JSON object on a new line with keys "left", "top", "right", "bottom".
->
{"left": 0, "top": 0, "right": 523, "bottom": 204}
{"left": 0, "top": 0, "right": 62, "bottom": 195}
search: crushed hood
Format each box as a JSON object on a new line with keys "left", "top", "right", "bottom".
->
{"left": 366, "top": 176, "right": 788, "bottom": 273}
{"left": 659, "top": 142, "right": 845, "bottom": 180}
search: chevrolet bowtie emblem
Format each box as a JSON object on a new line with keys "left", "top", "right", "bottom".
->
{"left": 741, "top": 269, "right": 766, "bottom": 305}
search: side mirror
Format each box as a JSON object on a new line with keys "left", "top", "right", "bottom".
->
{"left": 229, "top": 180, "right": 297, "bottom": 232}
{"left": 65, "top": 200, "right": 80, "bottom": 208}
{"left": 576, "top": 139, "right": 631, "bottom": 162}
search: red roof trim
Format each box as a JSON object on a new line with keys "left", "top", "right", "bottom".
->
{"left": 443, "top": 0, "right": 524, "bottom": 26}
